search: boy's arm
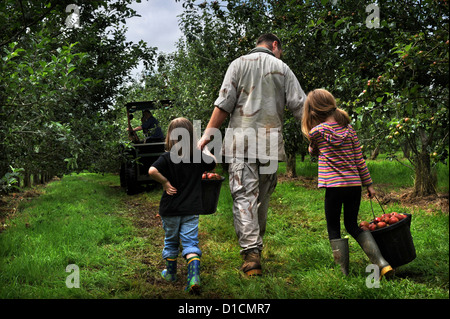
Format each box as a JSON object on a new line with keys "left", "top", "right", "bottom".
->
{"left": 148, "top": 166, "right": 177, "bottom": 195}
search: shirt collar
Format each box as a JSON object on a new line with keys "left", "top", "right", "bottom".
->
{"left": 248, "top": 46, "right": 275, "bottom": 57}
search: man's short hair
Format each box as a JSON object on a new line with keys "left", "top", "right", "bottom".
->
{"left": 256, "top": 34, "right": 282, "bottom": 50}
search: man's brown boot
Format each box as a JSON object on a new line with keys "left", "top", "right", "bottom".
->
{"left": 241, "top": 251, "right": 262, "bottom": 276}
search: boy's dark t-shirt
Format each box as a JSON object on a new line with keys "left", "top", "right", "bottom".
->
{"left": 151, "top": 151, "right": 216, "bottom": 216}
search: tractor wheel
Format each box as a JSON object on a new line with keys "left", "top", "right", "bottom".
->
{"left": 119, "top": 163, "right": 126, "bottom": 188}
{"left": 125, "top": 166, "right": 138, "bottom": 195}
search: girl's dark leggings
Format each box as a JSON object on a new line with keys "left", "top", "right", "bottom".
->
{"left": 325, "top": 186, "right": 364, "bottom": 240}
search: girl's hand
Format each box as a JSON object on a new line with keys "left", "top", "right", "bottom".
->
{"left": 367, "top": 185, "right": 376, "bottom": 198}
{"left": 163, "top": 181, "right": 177, "bottom": 196}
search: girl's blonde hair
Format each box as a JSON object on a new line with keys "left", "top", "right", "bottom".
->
{"left": 301, "top": 89, "right": 351, "bottom": 141}
{"left": 165, "top": 117, "right": 195, "bottom": 157}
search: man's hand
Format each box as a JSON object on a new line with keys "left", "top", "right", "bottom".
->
{"left": 197, "top": 135, "right": 211, "bottom": 150}
{"left": 198, "top": 107, "right": 229, "bottom": 149}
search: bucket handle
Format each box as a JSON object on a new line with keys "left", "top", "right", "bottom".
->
{"left": 369, "top": 195, "right": 386, "bottom": 220}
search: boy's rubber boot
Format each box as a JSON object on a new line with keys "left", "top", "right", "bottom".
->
{"left": 356, "top": 231, "right": 395, "bottom": 279}
{"left": 186, "top": 256, "right": 201, "bottom": 294}
{"left": 330, "top": 238, "right": 349, "bottom": 276}
{"left": 161, "top": 257, "right": 177, "bottom": 282}
{"left": 240, "top": 251, "right": 262, "bottom": 276}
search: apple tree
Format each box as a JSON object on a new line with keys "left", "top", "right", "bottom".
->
{"left": 0, "top": 0, "right": 157, "bottom": 192}
{"left": 349, "top": 0, "right": 449, "bottom": 196}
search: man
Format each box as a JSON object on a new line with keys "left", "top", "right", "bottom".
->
{"left": 127, "top": 110, "right": 164, "bottom": 143}
{"left": 198, "top": 34, "right": 306, "bottom": 276}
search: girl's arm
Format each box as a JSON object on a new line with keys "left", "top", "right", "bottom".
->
{"left": 308, "top": 128, "right": 321, "bottom": 156}
{"left": 148, "top": 166, "right": 177, "bottom": 195}
{"left": 308, "top": 141, "right": 320, "bottom": 157}
{"left": 367, "top": 184, "right": 376, "bottom": 198}
{"left": 350, "top": 128, "right": 373, "bottom": 186}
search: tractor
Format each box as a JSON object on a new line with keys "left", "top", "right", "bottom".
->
{"left": 119, "top": 100, "right": 171, "bottom": 194}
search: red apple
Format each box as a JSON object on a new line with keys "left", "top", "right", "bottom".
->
{"left": 202, "top": 173, "right": 207, "bottom": 179}
{"left": 374, "top": 217, "right": 382, "bottom": 223}
{"left": 361, "top": 226, "right": 370, "bottom": 231}
{"left": 377, "top": 222, "right": 387, "bottom": 229}
{"left": 388, "top": 216, "right": 399, "bottom": 225}
{"left": 397, "top": 214, "right": 406, "bottom": 220}
{"left": 360, "top": 221, "right": 370, "bottom": 228}
{"left": 369, "top": 224, "right": 377, "bottom": 231}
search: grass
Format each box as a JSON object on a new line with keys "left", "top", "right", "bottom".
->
{"left": 0, "top": 174, "right": 143, "bottom": 298}
{"left": 0, "top": 157, "right": 448, "bottom": 300}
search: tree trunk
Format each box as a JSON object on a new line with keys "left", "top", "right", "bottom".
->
{"left": 299, "top": 146, "right": 307, "bottom": 162}
{"left": 401, "top": 142, "right": 411, "bottom": 159}
{"left": 33, "top": 174, "right": 41, "bottom": 185}
{"left": 413, "top": 151, "right": 437, "bottom": 197}
{"left": 286, "top": 153, "right": 297, "bottom": 178}
{"left": 370, "top": 145, "right": 380, "bottom": 160}
{"left": 23, "top": 171, "right": 31, "bottom": 188}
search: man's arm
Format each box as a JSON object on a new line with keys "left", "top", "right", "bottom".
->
{"left": 198, "top": 106, "right": 229, "bottom": 149}
{"left": 285, "top": 68, "right": 306, "bottom": 121}
{"left": 127, "top": 125, "right": 142, "bottom": 132}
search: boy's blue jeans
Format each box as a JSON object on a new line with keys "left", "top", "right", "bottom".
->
{"left": 161, "top": 215, "right": 202, "bottom": 259}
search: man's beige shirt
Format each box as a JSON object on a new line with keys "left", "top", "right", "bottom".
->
{"left": 214, "top": 47, "right": 306, "bottom": 162}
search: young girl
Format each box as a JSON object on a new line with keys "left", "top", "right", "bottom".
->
{"left": 148, "top": 117, "right": 216, "bottom": 294}
{"left": 301, "top": 89, "right": 393, "bottom": 279}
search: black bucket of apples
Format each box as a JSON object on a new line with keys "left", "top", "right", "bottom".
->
{"left": 360, "top": 199, "right": 416, "bottom": 268}
{"left": 200, "top": 171, "right": 225, "bottom": 215}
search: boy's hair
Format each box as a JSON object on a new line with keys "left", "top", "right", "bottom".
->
{"left": 165, "top": 117, "right": 195, "bottom": 157}
{"left": 256, "top": 33, "right": 282, "bottom": 50}
{"left": 301, "top": 89, "right": 351, "bottom": 141}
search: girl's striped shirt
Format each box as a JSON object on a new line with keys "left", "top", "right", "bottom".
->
{"left": 309, "top": 122, "right": 372, "bottom": 188}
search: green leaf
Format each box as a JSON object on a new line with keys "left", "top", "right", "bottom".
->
{"left": 67, "top": 66, "right": 76, "bottom": 74}
{"left": 404, "top": 43, "right": 412, "bottom": 52}
{"left": 335, "top": 19, "right": 345, "bottom": 28}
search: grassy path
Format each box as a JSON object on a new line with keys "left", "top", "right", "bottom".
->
{"left": 0, "top": 167, "right": 448, "bottom": 300}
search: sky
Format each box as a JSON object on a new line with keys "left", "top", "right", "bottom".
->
{"left": 125, "top": 0, "right": 185, "bottom": 77}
